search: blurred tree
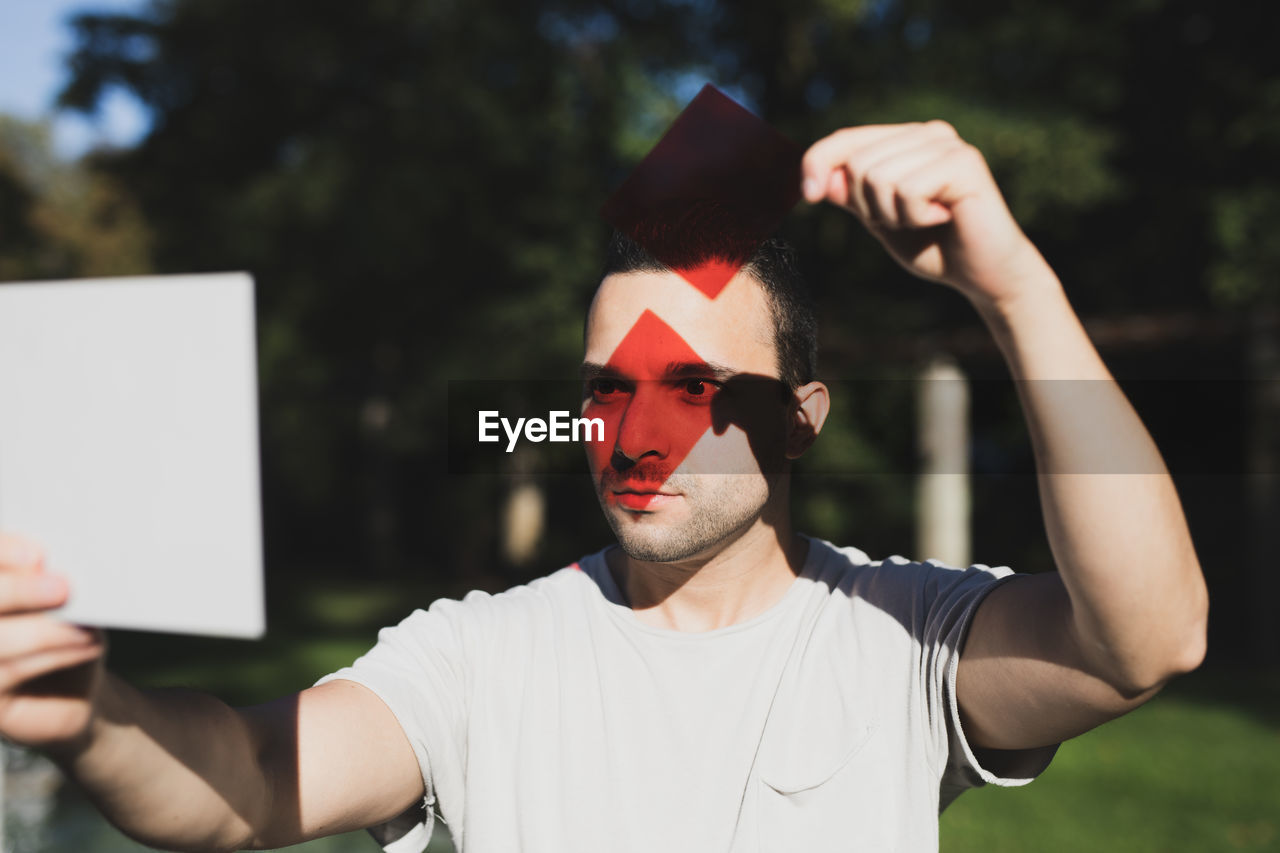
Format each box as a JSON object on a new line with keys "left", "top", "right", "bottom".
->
{"left": 57, "top": 0, "right": 677, "bottom": 581}
{"left": 56, "top": 0, "right": 1278, "bottom": 659}
{"left": 0, "top": 125, "right": 47, "bottom": 281}
{"left": 0, "top": 116, "right": 151, "bottom": 281}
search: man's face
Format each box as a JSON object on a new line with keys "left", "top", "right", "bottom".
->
{"left": 582, "top": 268, "right": 792, "bottom": 562}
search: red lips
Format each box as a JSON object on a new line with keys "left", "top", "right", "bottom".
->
{"left": 612, "top": 491, "right": 681, "bottom": 511}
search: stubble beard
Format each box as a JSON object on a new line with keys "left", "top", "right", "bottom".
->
{"left": 597, "top": 474, "right": 771, "bottom": 562}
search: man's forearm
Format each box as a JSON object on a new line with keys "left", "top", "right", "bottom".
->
{"left": 972, "top": 256, "right": 1209, "bottom": 693}
{"left": 49, "top": 672, "right": 273, "bottom": 852}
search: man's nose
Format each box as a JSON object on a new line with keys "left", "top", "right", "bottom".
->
{"left": 614, "top": 384, "right": 671, "bottom": 463}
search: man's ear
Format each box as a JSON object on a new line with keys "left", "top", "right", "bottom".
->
{"left": 786, "top": 381, "right": 830, "bottom": 459}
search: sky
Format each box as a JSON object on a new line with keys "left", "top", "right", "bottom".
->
{"left": 0, "top": 0, "right": 151, "bottom": 159}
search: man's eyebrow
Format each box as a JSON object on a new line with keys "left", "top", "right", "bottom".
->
{"left": 579, "top": 361, "right": 613, "bottom": 381}
{"left": 578, "top": 360, "right": 739, "bottom": 382}
{"left": 663, "top": 361, "right": 738, "bottom": 382}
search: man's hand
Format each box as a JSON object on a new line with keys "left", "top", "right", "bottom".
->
{"left": 0, "top": 531, "right": 423, "bottom": 850}
{"left": 801, "top": 121, "right": 1050, "bottom": 307}
{"left": 0, "top": 533, "right": 106, "bottom": 752}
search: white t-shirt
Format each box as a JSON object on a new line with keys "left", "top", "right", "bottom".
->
{"left": 318, "top": 538, "right": 1058, "bottom": 853}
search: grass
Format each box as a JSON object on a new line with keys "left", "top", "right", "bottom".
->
{"left": 941, "top": 671, "right": 1280, "bottom": 852}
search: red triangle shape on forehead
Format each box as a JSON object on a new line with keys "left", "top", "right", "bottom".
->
{"left": 600, "top": 84, "right": 803, "bottom": 299}
{"left": 604, "top": 309, "right": 702, "bottom": 378}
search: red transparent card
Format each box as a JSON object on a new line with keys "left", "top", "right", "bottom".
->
{"left": 599, "top": 84, "right": 803, "bottom": 298}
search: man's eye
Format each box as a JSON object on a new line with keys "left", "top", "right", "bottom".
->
{"left": 680, "top": 378, "right": 719, "bottom": 399}
{"left": 589, "top": 378, "right": 625, "bottom": 401}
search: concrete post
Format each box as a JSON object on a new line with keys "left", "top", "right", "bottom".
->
{"left": 917, "top": 356, "right": 971, "bottom": 567}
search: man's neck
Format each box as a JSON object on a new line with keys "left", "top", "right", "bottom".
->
{"left": 607, "top": 520, "right": 809, "bottom": 633}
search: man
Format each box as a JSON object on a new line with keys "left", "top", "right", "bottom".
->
{"left": 0, "top": 121, "right": 1207, "bottom": 852}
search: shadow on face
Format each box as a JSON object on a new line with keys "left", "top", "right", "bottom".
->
{"left": 588, "top": 373, "right": 812, "bottom": 481}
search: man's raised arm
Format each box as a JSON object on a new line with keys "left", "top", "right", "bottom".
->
{"left": 0, "top": 534, "right": 423, "bottom": 852}
{"left": 799, "top": 122, "right": 1209, "bottom": 750}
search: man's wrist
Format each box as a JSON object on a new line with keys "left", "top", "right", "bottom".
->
{"left": 44, "top": 722, "right": 98, "bottom": 767}
{"left": 966, "top": 251, "right": 1066, "bottom": 335}
{"left": 44, "top": 670, "right": 119, "bottom": 768}
{"left": 968, "top": 261, "right": 1113, "bottom": 383}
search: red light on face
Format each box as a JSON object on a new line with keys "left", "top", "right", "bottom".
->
{"left": 672, "top": 259, "right": 743, "bottom": 300}
{"left": 586, "top": 310, "right": 715, "bottom": 494}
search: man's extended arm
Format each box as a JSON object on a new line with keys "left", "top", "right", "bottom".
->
{"left": 0, "top": 535, "right": 423, "bottom": 852}
{"left": 800, "top": 122, "right": 1209, "bottom": 750}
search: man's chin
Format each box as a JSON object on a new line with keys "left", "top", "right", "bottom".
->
{"left": 606, "top": 513, "right": 730, "bottom": 564}
{"left": 612, "top": 535, "right": 703, "bottom": 564}
{"left": 605, "top": 511, "right": 688, "bottom": 561}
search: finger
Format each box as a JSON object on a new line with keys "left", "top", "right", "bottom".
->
{"left": 897, "top": 186, "right": 954, "bottom": 229}
{"left": 824, "top": 168, "right": 850, "bottom": 208}
{"left": 856, "top": 136, "right": 962, "bottom": 229}
{"left": 802, "top": 124, "right": 930, "bottom": 203}
{"left": 0, "top": 614, "right": 99, "bottom": 660}
{"left": 0, "top": 535, "right": 45, "bottom": 575}
{"left": 0, "top": 572, "right": 69, "bottom": 613}
{"left": 802, "top": 121, "right": 956, "bottom": 205}
{"left": 0, "top": 640, "right": 104, "bottom": 694}
{"left": 893, "top": 143, "right": 990, "bottom": 225}
{"left": 843, "top": 123, "right": 957, "bottom": 224}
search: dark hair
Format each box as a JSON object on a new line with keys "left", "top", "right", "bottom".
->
{"left": 598, "top": 215, "right": 818, "bottom": 389}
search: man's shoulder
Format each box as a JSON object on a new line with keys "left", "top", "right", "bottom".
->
{"left": 804, "top": 536, "right": 1015, "bottom": 604}
{"left": 501, "top": 547, "right": 612, "bottom": 599}
{"left": 419, "top": 548, "right": 611, "bottom": 623}
{"left": 805, "top": 537, "right": 872, "bottom": 573}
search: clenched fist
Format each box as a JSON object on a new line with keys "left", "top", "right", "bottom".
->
{"left": 802, "top": 120, "right": 1053, "bottom": 307}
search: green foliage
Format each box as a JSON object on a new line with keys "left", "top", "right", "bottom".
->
{"left": 1210, "top": 187, "right": 1280, "bottom": 306}
{"left": 51, "top": 0, "right": 1280, "bottom": 603}
{"left": 0, "top": 115, "right": 152, "bottom": 281}
{"left": 850, "top": 92, "right": 1123, "bottom": 225}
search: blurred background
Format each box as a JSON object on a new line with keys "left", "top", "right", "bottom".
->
{"left": 1, "top": 0, "right": 1277, "bottom": 850}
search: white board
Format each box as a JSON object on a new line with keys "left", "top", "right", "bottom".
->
{"left": 0, "top": 272, "right": 265, "bottom": 638}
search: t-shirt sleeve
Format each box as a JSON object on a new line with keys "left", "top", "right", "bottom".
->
{"left": 910, "top": 559, "right": 1060, "bottom": 810}
{"left": 314, "top": 595, "right": 480, "bottom": 852}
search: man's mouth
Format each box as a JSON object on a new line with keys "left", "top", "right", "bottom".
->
{"left": 613, "top": 492, "right": 681, "bottom": 511}
{"left": 609, "top": 486, "right": 682, "bottom": 511}
{"left": 600, "top": 464, "right": 683, "bottom": 510}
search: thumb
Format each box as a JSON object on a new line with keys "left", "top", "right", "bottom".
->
{"left": 0, "top": 535, "right": 46, "bottom": 576}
